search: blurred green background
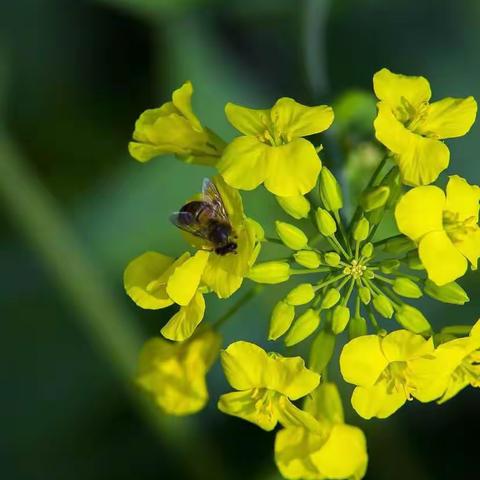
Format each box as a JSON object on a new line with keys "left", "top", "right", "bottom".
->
{"left": 1, "top": 0, "right": 480, "bottom": 479}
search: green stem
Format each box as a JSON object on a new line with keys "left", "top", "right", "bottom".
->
{"left": 331, "top": 234, "right": 350, "bottom": 259}
{"left": 314, "top": 273, "right": 346, "bottom": 290}
{"left": 373, "top": 233, "right": 405, "bottom": 248}
{"left": 342, "top": 277, "right": 356, "bottom": 306}
{"left": 212, "top": 286, "right": 263, "bottom": 329}
{"left": 334, "top": 210, "right": 353, "bottom": 256}
{"left": 291, "top": 267, "right": 332, "bottom": 275}
{"left": 265, "top": 236, "right": 285, "bottom": 246}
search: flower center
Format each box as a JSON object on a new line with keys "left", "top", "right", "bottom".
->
{"left": 379, "top": 361, "right": 415, "bottom": 399}
{"left": 443, "top": 210, "right": 478, "bottom": 242}
{"left": 251, "top": 388, "right": 278, "bottom": 419}
{"left": 457, "top": 351, "right": 480, "bottom": 387}
{"left": 394, "top": 97, "right": 433, "bottom": 137}
{"left": 343, "top": 259, "right": 367, "bottom": 279}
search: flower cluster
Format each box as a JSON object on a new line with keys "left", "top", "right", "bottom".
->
{"left": 124, "top": 69, "right": 479, "bottom": 479}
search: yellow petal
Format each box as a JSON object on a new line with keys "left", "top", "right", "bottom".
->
{"left": 340, "top": 335, "right": 388, "bottom": 387}
{"left": 395, "top": 185, "right": 445, "bottom": 241}
{"left": 217, "top": 390, "right": 278, "bottom": 431}
{"left": 220, "top": 341, "right": 268, "bottom": 390}
{"left": 418, "top": 96, "right": 477, "bottom": 139}
{"left": 225, "top": 102, "right": 271, "bottom": 136}
{"left": 264, "top": 138, "right": 321, "bottom": 196}
{"left": 217, "top": 136, "right": 270, "bottom": 190}
{"left": 166, "top": 250, "right": 209, "bottom": 306}
{"left": 212, "top": 174, "right": 245, "bottom": 228}
{"left": 275, "top": 396, "right": 323, "bottom": 432}
{"left": 124, "top": 251, "right": 175, "bottom": 309}
{"left": 128, "top": 141, "right": 173, "bottom": 163}
{"left": 271, "top": 97, "right": 334, "bottom": 138}
{"left": 160, "top": 291, "right": 206, "bottom": 341}
{"left": 373, "top": 68, "right": 431, "bottom": 109}
{"left": 312, "top": 424, "right": 368, "bottom": 480}
{"left": 470, "top": 319, "right": 480, "bottom": 338}
{"left": 445, "top": 175, "right": 480, "bottom": 222}
{"left": 419, "top": 231, "right": 468, "bottom": 286}
{"left": 171, "top": 81, "right": 202, "bottom": 131}
{"left": 380, "top": 330, "right": 433, "bottom": 362}
{"left": 454, "top": 227, "right": 480, "bottom": 267}
{"left": 201, "top": 262, "right": 243, "bottom": 299}
{"left": 351, "top": 382, "right": 406, "bottom": 419}
{"left": 375, "top": 102, "right": 450, "bottom": 186}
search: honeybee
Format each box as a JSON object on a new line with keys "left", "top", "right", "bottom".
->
{"left": 170, "top": 178, "right": 238, "bottom": 256}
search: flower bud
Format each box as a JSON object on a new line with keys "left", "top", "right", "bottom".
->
{"left": 349, "top": 315, "right": 367, "bottom": 339}
{"left": 248, "top": 261, "right": 290, "bottom": 284}
{"left": 407, "top": 251, "right": 425, "bottom": 270}
{"left": 392, "top": 277, "right": 423, "bottom": 298}
{"left": 319, "top": 167, "right": 343, "bottom": 211}
{"left": 306, "top": 382, "right": 344, "bottom": 423}
{"left": 294, "top": 250, "right": 321, "bottom": 269}
{"left": 364, "top": 270, "right": 375, "bottom": 280}
{"left": 315, "top": 208, "right": 337, "bottom": 237}
{"left": 275, "top": 221, "right": 309, "bottom": 250}
{"left": 382, "top": 166, "right": 402, "bottom": 209}
{"left": 361, "top": 186, "right": 390, "bottom": 212}
{"left": 383, "top": 236, "right": 415, "bottom": 254}
{"left": 359, "top": 286, "right": 371, "bottom": 304}
{"left": 379, "top": 259, "right": 400, "bottom": 274}
{"left": 332, "top": 305, "right": 351, "bottom": 334}
{"left": 309, "top": 330, "right": 336, "bottom": 373}
{"left": 372, "top": 294, "right": 394, "bottom": 318}
{"left": 353, "top": 217, "right": 370, "bottom": 242}
{"left": 395, "top": 304, "right": 432, "bottom": 334}
{"left": 424, "top": 279, "right": 469, "bottom": 305}
{"left": 284, "top": 309, "right": 320, "bottom": 346}
{"left": 276, "top": 195, "right": 310, "bottom": 219}
{"left": 361, "top": 242, "right": 374, "bottom": 258}
{"left": 286, "top": 283, "right": 315, "bottom": 306}
{"left": 320, "top": 288, "right": 341, "bottom": 310}
{"left": 324, "top": 252, "right": 341, "bottom": 267}
{"left": 268, "top": 300, "right": 295, "bottom": 340}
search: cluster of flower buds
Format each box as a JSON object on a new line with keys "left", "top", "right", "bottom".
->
{"left": 124, "top": 68, "right": 479, "bottom": 479}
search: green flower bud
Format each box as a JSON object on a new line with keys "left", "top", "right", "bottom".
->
{"left": 353, "top": 217, "right": 370, "bottom": 242}
{"left": 315, "top": 208, "right": 337, "bottom": 237}
{"left": 275, "top": 221, "right": 309, "bottom": 250}
{"left": 392, "top": 277, "right": 423, "bottom": 298}
{"left": 332, "top": 305, "right": 351, "bottom": 334}
{"left": 276, "top": 195, "right": 311, "bottom": 219}
{"left": 379, "top": 259, "right": 400, "bottom": 274}
{"left": 286, "top": 283, "right": 315, "bottom": 306}
{"left": 309, "top": 330, "right": 336, "bottom": 373}
{"left": 294, "top": 250, "right": 321, "bottom": 269}
{"left": 383, "top": 236, "right": 415, "bottom": 254}
{"left": 284, "top": 309, "right": 320, "bottom": 346}
{"left": 407, "top": 251, "right": 425, "bottom": 270}
{"left": 319, "top": 167, "right": 343, "bottom": 211}
{"left": 361, "top": 185, "right": 390, "bottom": 212}
{"left": 424, "top": 279, "right": 470, "bottom": 305}
{"left": 395, "top": 304, "right": 432, "bottom": 334}
{"left": 320, "top": 288, "right": 341, "bottom": 310}
{"left": 268, "top": 300, "right": 295, "bottom": 340}
{"left": 372, "top": 294, "right": 394, "bottom": 318}
{"left": 248, "top": 261, "right": 290, "bottom": 284}
{"left": 324, "top": 251, "right": 341, "bottom": 267}
{"left": 349, "top": 315, "right": 367, "bottom": 339}
{"left": 364, "top": 270, "right": 375, "bottom": 280}
{"left": 361, "top": 242, "right": 374, "bottom": 258}
{"left": 359, "top": 286, "right": 371, "bottom": 304}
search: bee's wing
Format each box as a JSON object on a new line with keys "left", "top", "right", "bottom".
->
{"left": 169, "top": 211, "right": 212, "bottom": 241}
{"left": 202, "top": 178, "right": 230, "bottom": 224}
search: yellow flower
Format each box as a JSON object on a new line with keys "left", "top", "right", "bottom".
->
{"left": 218, "top": 341, "right": 320, "bottom": 431}
{"left": 124, "top": 250, "right": 209, "bottom": 341}
{"left": 137, "top": 329, "right": 221, "bottom": 415}
{"left": 217, "top": 98, "right": 334, "bottom": 197}
{"left": 430, "top": 319, "right": 480, "bottom": 403}
{"left": 340, "top": 330, "right": 447, "bottom": 419}
{"left": 128, "top": 81, "right": 224, "bottom": 166}
{"left": 275, "top": 383, "right": 368, "bottom": 480}
{"left": 395, "top": 175, "right": 480, "bottom": 285}
{"left": 373, "top": 68, "right": 477, "bottom": 186}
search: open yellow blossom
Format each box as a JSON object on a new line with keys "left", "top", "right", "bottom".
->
{"left": 275, "top": 383, "right": 368, "bottom": 480}
{"left": 340, "top": 330, "right": 447, "bottom": 419}
{"left": 428, "top": 320, "right": 480, "bottom": 403}
{"left": 128, "top": 81, "right": 224, "bottom": 166}
{"left": 373, "top": 68, "right": 477, "bottom": 186}
{"left": 124, "top": 250, "right": 209, "bottom": 341}
{"left": 218, "top": 341, "right": 320, "bottom": 431}
{"left": 395, "top": 175, "right": 480, "bottom": 285}
{"left": 137, "top": 329, "right": 221, "bottom": 415}
{"left": 217, "top": 98, "right": 334, "bottom": 197}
